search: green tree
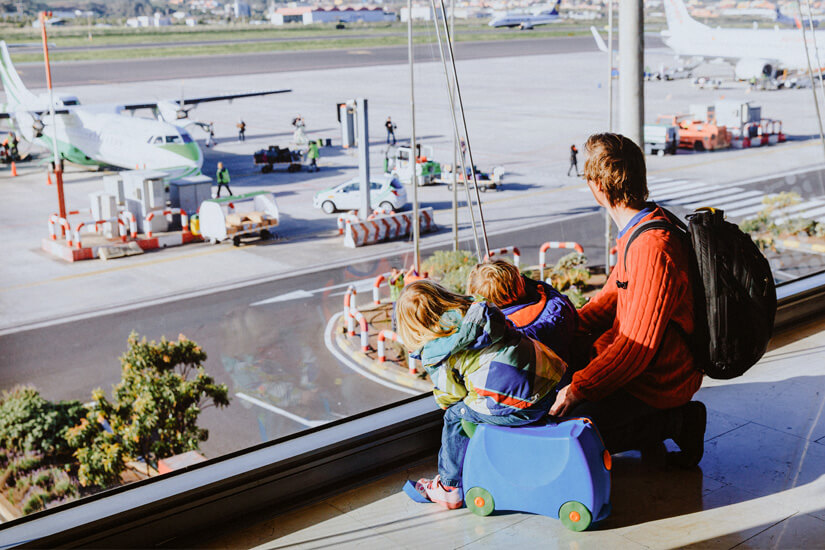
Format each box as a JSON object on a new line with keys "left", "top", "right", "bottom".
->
{"left": 0, "top": 386, "right": 85, "bottom": 457}
{"left": 66, "top": 333, "right": 229, "bottom": 488}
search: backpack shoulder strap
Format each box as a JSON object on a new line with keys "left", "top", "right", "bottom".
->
{"left": 618, "top": 207, "right": 687, "bottom": 288}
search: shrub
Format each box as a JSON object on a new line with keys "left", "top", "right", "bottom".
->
{"left": 22, "top": 492, "right": 48, "bottom": 515}
{"left": 421, "top": 250, "right": 478, "bottom": 294}
{"left": 547, "top": 252, "right": 590, "bottom": 291}
{"left": 0, "top": 386, "right": 85, "bottom": 457}
{"left": 562, "top": 286, "right": 588, "bottom": 309}
{"left": 66, "top": 333, "right": 229, "bottom": 488}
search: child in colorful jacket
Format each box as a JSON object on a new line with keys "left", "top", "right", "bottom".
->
{"left": 396, "top": 280, "right": 567, "bottom": 510}
{"left": 466, "top": 259, "right": 578, "bottom": 365}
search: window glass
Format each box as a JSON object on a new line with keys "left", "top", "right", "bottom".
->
{"left": 165, "top": 135, "right": 182, "bottom": 144}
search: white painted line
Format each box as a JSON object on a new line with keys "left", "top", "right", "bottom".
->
{"left": 730, "top": 164, "right": 825, "bottom": 188}
{"left": 251, "top": 289, "right": 314, "bottom": 306}
{"left": 696, "top": 193, "right": 765, "bottom": 211}
{"left": 235, "top": 392, "right": 329, "bottom": 428}
{"left": 323, "top": 312, "right": 419, "bottom": 396}
{"left": 647, "top": 179, "right": 690, "bottom": 193}
{"left": 770, "top": 199, "right": 825, "bottom": 219}
{"left": 654, "top": 185, "right": 717, "bottom": 202}
{"left": 647, "top": 177, "right": 675, "bottom": 185}
{"left": 776, "top": 204, "right": 825, "bottom": 225}
{"left": 728, "top": 194, "right": 780, "bottom": 217}
{"left": 673, "top": 188, "right": 750, "bottom": 207}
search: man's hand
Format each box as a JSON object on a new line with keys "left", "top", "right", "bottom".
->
{"left": 550, "top": 384, "right": 583, "bottom": 417}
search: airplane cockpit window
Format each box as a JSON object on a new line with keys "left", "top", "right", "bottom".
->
{"left": 61, "top": 100, "right": 79, "bottom": 106}
{"left": 152, "top": 136, "right": 164, "bottom": 144}
{"left": 165, "top": 136, "right": 182, "bottom": 144}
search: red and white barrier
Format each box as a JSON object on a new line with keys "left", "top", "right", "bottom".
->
{"left": 484, "top": 246, "right": 521, "bottom": 268}
{"left": 337, "top": 211, "right": 360, "bottom": 235}
{"left": 344, "top": 208, "right": 436, "bottom": 248}
{"left": 373, "top": 273, "right": 390, "bottom": 304}
{"left": 145, "top": 208, "right": 190, "bottom": 239}
{"left": 48, "top": 214, "right": 71, "bottom": 243}
{"left": 348, "top": 309, "right": 369, "bottom": 351}
{"left": 377, "top": 329, "right": 402, "bottom": 362}
{"left": 120, "top": 211, "right": 137, "bottom": 238}
{"left": 344, "top": 285, "right": 357, "bottom": 320}
{"left": 73, "top": 217, "right": 127, "bottom": 249}
{"left": 539, "top": 241, "right": 585, "bottom": 280}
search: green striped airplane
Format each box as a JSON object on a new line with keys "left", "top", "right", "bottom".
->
{"left": 0, "top": 41, "right": 290, "bottom": 180}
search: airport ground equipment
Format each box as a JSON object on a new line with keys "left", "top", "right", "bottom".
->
{"left": 455, "top": 418, "right": 611, "bottom": 529}
{"left": 199, "top": 191, "right": 279, "bottom": 246}
{"left": 440, "top": 165, "right": 504, "bottom": 192}
{"left": 120, "top": 170, "right": 169, "bottom": 234}
{"left": 656, "top": 114, "right": 730, "bottom": 152}
{"left": 169, "top": 175, "right": 212, "bottom": 215}
{"left": 253, "top": 145, "right": 303, "bottom": 173}
{"left": 390, "top": 145, "right": 442, "bottom": 186}
{"left": 643, "top": 124, "right": 678, "bottom": 156}
{"left": 315, "top": 176, "right": 407, "bottom": 214}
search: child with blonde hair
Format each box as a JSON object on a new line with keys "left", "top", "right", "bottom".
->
{"left": 397, "top": 280, "right": 567, "bottom": 509}
{"left": 467, "top": 259, "right": 578, "bottom": 364}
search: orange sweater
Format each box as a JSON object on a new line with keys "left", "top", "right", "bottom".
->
{"left": 570, "top": 207, "right": 703, "bottom": 409}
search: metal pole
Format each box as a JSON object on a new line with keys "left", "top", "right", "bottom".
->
{"left": 451, "top": 0, "right": 458, "bottom": 252}
{"left": 356, "top": 98, "right": 371, "bottom": 216}
{"left": 432, "top": 0, "right": 482, "bottom": 261}
{"left": 797, "top": 0, "right": 825, "bottom": 161}
{"left": 40, "top": 11, "right": 65, "bottom": 220}
{"left": 618, "top": 0, "right": 643, "bottom": 148}
{"left": 803, "top": 0, "right": 825, "bottom": 130}
{"left": 607, "top": 0, "right": 614, "bottom": 132}
{"left": 604, "top": 0, "right": 614, "bottom": 274}
{"left": 408, "top": 0, "right": 420, "bottom": 272}
{"left": 437, "top": 0, "right": 490, "bottom": 259}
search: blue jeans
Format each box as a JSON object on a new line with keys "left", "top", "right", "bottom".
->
{"left": 438, "top": 396, "right": 552, "bottom": 488}
{"left": 387, "top": 130, "right": 396, "bottom": 145}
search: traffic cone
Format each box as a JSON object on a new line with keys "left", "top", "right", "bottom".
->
{"left": 47, "top": 171, "right": 53, "bottom": 185}
{"left": 10, "top": 162, "right": 17, "bottom": 177}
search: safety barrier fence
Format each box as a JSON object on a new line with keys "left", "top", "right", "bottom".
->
{"left": 344, "top": 208, "right": 436, "bottom": 248}
{"left": 377, "top": 330, "right": 417, "bottom": 375}
{"left": 336, "top": 211, "right": 360, "bottom": 235}
{"left": 73, "top": 217, "right": 127, "bottom": 249}
{"left": 145, "top": 208, "right": 189, "bottom": 239}
{"left": 347, "top": 308, "right": 369, "bottom": 352}
{"left": 484, "top": 246, "right": 521, "bottom": 268}
{"left": 538, "top": 241, "right": 585, "bottom": 280}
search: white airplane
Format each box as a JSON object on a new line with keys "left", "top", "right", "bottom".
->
{"left": 0, "top": 41, "right": 290, "bottom": 180}
{"left": 489, "top": 0, "right": 561, "bottom": 30}
{"left": 662, "top": 0, "right": 825, "bottom": 80}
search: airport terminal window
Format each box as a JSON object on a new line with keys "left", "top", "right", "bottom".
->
{"left": 6, "top": 3, "right": 825, "bottom": 528}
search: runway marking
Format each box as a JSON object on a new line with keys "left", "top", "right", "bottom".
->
{"left": 235, "top": 392, "right": 329, "bottom": 428}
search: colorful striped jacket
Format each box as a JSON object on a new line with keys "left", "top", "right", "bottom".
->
{"left": 416, "top": 301, "right": 567, "bottom": 416}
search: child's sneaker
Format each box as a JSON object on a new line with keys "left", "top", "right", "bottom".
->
{"left": 413, "top": 475, "right": 464, "bottom": 510}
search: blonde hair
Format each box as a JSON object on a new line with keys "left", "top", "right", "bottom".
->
{"left": 466, "top": 260, "right": 525, "bottom": 307}
{"left": 396, "top": 280, "right": 472, "bottom": 351}
{"left": 583, "top": 133, "right": 648, "bottom": 208}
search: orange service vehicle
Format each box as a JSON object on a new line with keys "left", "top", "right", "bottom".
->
{"left": 656, "top": 114, "right": 731, "bottom": 152}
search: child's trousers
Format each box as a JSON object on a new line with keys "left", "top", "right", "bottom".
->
{"left": 439, "top": 397, "right": 552, "bottom": 488}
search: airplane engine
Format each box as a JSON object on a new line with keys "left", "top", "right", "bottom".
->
{"left": 734, "top": 58, "right": 776, "bottom": 80}
{"left": 155, "top": 100, "right": 189, "bottom": 122}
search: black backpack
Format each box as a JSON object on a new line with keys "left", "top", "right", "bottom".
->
{"left": 623, "top": 207, "right": 777, "bottom": 379}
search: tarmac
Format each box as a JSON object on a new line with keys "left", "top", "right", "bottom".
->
{"left": 3, "top": 43, "right": 824, "bottom": 331}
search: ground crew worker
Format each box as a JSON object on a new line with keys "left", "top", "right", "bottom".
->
{"left": 386, "top": 116, "right": 396, "bottom": 145}
{"left": 206, "top": 123, "right": 216, "bottom": 148}
{"left": 307, "top": 140, "right": 320, "bottom": 172}
{"left": 567, "top": 144, "right": 580, "bottom": 177}
{"left": 216, "top": 161, "right": 232, "bottom": 197}
{"left": 237, "top": 120, "right": 246, "bottom": 142}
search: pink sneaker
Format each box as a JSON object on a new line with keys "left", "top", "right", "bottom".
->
{"left": 413, "top": 475, "right": 464, "bottom": 510}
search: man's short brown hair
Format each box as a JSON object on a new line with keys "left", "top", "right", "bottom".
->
{"left": 583, "top": 133, "right": 648, "bottom": 208}
{"left": 466, "top": 260, "right": 525, "bottom": 307}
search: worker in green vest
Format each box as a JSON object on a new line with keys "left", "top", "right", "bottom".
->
{"left": 216, "top": 162, "right": 232, "bottom": 197}
{"left": 307, "top": 140, "right": 320, "bottom": 172}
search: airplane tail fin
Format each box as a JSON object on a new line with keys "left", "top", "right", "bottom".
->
{"left": 663, "top": 0, "right": 707, "bottom": 34}
{"left": 0, "top": 41, "right": 38, "bottom": 108}
{"left": 550, "top": 0, "right": 560, "bottom": 16}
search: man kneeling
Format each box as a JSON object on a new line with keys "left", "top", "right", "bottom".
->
{"left": 550, "top": 132, "right": 707, "bottom": 468}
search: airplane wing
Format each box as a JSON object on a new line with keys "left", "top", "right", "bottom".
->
{"left": 121, "top": 89, "right": 292, "bottom": 112}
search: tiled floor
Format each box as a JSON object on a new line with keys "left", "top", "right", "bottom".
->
{"left": 206, "top": 316, "right": 825, "bottom": 550}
